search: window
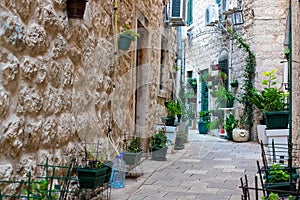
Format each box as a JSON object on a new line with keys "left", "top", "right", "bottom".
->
{"left": 186, "top": 0, "right": 193, "bottom": 26}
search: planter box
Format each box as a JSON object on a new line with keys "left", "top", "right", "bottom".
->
{"left": 198, "top": 121, "right": 208, "bottom": 134}
{"left": 152, "top": 147, "right": 168, "bottom": 161}
{"left": 264, "top": 111, "right": 289, "bottom": 129}
{"left": 77, "top": 167, "right": 109, "bottom": 189}
{"left": 123, "top": 151, "right": 143, "bottom": 165}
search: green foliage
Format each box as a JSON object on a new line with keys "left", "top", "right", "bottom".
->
{"left": 211, "top": 85, "right": 235, "bottom": 108}
{"left": 187, "top": 77, "right": 197, "bottom": 93}
{"left": 248, "top": 69, "right": 288, "bottom": 111}
{"left": 22, "top": 180, "right": 59, "bottom": 200}
{"left": 206, "top": 118, "right": 222, "bottom": 130}
{"left": 268, "top": 163, "right": 289, "bottom": 183}
{"left": 261, "top": 193, "right": 294, "bottom": 200}
{"left": 151, "top": 128, "right": 169, "bottom": 151}
{"left": 166, "top": 100, "right": 182, "bottom": 117}
{"left": 120, "top": 24, "right": 139, "bottom": 41}
{"left": 227, "top": 28, "right": 255, "bottom": 127}
{"left": 224, "top": 114, "right": 238, "bottom": 131}
{"left": 126, "top": 135, "right": 142, "bottom": 153}
{"left": 199, "top": 110, "right": 211, "bottom": 121}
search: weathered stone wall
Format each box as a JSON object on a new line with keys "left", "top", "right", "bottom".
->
{"left": 0, "top": 0, "right": 175, "bottom": 187}
{"left": 291, "top": 0, "right": 300, "bottom": 150}
{"left": 231, "top": 0, "right": 287, "bottom": 140}
{"left": 185, "top": 0, "right": 225, "bottom": 115}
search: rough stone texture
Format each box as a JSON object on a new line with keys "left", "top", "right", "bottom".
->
{"left": 291, "top": 0, "right": 300, "bottom": 163}
{"left": 0, "top": 0, "right": 176, "bottom": 192}
{"left": 185, "top": 0, "right": 291, "bottom": 141}
{"left": 185, "top": 0, "right": 223, "bottom": 118}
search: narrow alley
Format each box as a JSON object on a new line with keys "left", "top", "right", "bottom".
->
{"left": 111, "top": 130, "right": 261, "bottom": 200}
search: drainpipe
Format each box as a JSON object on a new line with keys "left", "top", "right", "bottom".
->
{"left": 288, "top": 0, "right": 292, "bottom": 144}
{"left": 176, "top": 26, "right": 182, "bottom": 98}
{"left": 287, "top": 0, "right": 292, "bottom": 190}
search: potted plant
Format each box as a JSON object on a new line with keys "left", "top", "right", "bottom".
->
{"left": 230, "top": 80, "right": 239, "bottom": 88}
{"left": 77, "top": 147, "right": 112, "bottom": 189}
{"left": 248, "top": 68, "right": 289, "bottom": 129}
{"left": 66, "top": 0, "right": 87, "bottom": 19}
{"left": 212, "top": 85, "right": 235, "bottom": 108}
{"left": 118, "top": 25, "right": 139, "bottom": 50}
{"left": 165, "top": 100, "right": 181, "bottom": 126}
{"left": 263, "top": 163, "right": 297, "bottom": 195}
{"left": 223, "top": 114, "right": 238, "bottom": 140}
{"left": 123, "top": 135, "right": 143, "bottom": 166}
{"left": 151, "top": 128, "right": 169, "bottom": 161}
{"left": 198, "top": 110, "right": 211, "bottom": 134}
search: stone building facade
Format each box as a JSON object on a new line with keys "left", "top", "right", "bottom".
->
{"left": 185, "top": 0, "right": 299, "bottom": 141}
{"left": 0, "top": 0, "right": 177, "bottom": 185}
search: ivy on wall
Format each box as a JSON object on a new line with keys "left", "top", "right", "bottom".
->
{"left": 227, "top": 28, "right": 256, "bottom": 128}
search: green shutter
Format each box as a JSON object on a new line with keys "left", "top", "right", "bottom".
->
{"left": 187, "top": 0, "right": 193, "bottom": 26}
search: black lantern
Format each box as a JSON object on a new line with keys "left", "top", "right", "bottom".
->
{"left": 232, "top": 10, "right": 244, "bottom": 26}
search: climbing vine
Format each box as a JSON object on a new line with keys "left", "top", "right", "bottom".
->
{"left": 227, "top": 28, "right": 256, "bottom": 128}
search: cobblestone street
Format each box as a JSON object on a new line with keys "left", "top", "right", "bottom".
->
{"left": 111, "top": 129, "right": 261, "bottom": 200}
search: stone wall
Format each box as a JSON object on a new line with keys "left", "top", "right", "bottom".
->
{"left": 231, "top": 0, "right": 287, "bottom": 140}
{"left": 185, "top": 0, "right": 225, "bottom": 115}
{"left": 291, "top": 0, "right": 300, "bottom": 152}
{"left": 0, "top": 0, "right": 176, "bottom": 187}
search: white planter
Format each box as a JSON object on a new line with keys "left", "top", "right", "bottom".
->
{"left": 257, "top": 125, "right": 267, "bottom": 144}
{"left": 232, "top": 128, "right": 249, "bottom": 142}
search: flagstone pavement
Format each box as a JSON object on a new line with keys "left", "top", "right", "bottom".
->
{"left": 110, "top": 129, "right": 262, "bottom": 200}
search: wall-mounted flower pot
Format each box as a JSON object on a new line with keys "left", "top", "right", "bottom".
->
{"left": 118, "top": 33, "right": 134, "bottom": 50}
{"left": 67, "top": 0, "right": 87, "bottom": 19}
{"left": 230, "top": 80, "right": 238, "bottom": 88}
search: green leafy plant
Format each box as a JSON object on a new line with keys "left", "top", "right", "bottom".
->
{"left": 22, "top": 179, "right": 59, "bottom": 200}
{"left": 199, "top": 110, "right": 211, "bottom": 122}
{"left": 212, "top": 85, "right": 235, "bottom": 108}
{"left": 227, "top": 28, "right": 255, "bottom": 127}
{"left": 151, "top": 128, "right": 170, "bottom": 151}
{"left": 248, "top": 68, "right": 288, "bottom": 112}
{"left": 224, "top": 114, "right": 238, "bottom": 131}
{"left": 166, "top": 100, "right": 181, "bottom": 117}
{"left": 206, "top": 118, "right": 222, "bottom": 130}
{"left": 187, "top": 78, "right": 197, "bottom": 93}
{"left": 261, "top": 193, "right": 294, "bottom": 200}
{"left": 126, "top": 135, "right": 142, "bottom": 153}
{"left": 268, "top": 163, "right": 289, "bottom": 183}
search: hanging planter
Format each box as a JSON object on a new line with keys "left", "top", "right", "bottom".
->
{"left": 118, "top": 28, "right": 139, "bottom": 50}
{"left": 230, "top": 80, "right": 239, "bottom": 88}
{"left": 67, "top": 0, "right": 87, "bottom": 19}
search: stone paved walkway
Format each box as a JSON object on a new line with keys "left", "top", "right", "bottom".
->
{"left": 111, "top": 129, "right": 262, "bottom": 200}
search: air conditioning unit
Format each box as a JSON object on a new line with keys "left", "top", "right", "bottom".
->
{"left": 170, "top": 0, "right": 187, "bottom": 26}
{"left": 205, "top": 4, "right": 219, "bottom": 26}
